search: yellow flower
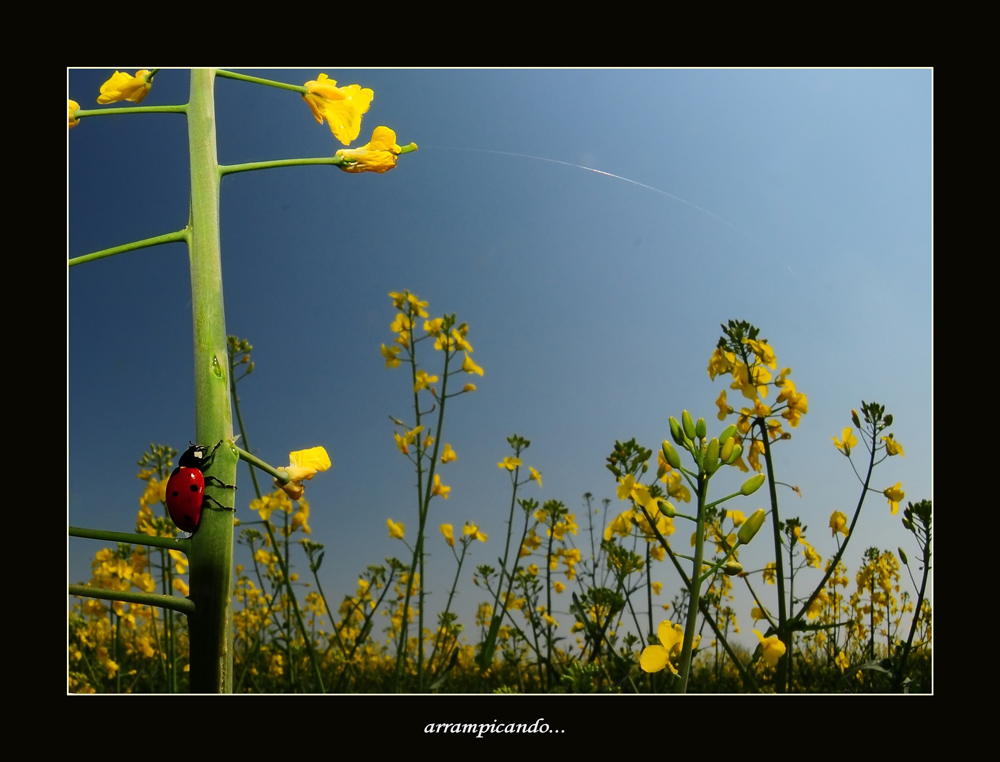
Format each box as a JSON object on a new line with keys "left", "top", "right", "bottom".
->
{"left": 639, "top": 620, "right": 685, "bottom": 675}
{"left": 830, "top": 511, "right": 849, "bottom": 538}
{"left": 336, "top": 126, "right": 410, "bottom": 173}
{"left": 707, "top": 348, "right": 735, "bottom": 380}
{"left": 554, "top": 581, "right": 566, "bottom": 593}
{"left": 413, "top": 369, "right": 439, "bottom": 392}
{"left": 529, "top": 467, "right": 542, "bottom": 487}
{"left": 301, "top": 73, "right": 374, "bottom": 146}
{"left": 715, "top": 390, "right": 734, "bottom": 420}
{"left": 463, "top": 522, "right": 487, "bottom": 542}
{"left": 498, "top": 457, "right": 522, "bottom": 471}
{"left": 291, "top": 500, "right": 311, "bottom": 534}
{"left": 440, "top": 523, "right": 454, "bottom": 547}
{"left": 763, "top": 561, "right": 776, "bottom": 585}
{"left": 276, "top": 446, "right": 331, "bottom": 499}
{"left": 776, "top": 379, "right": 808, "bottom": 427}
{"left": 250, "top": 490, "right": 293, "bottom": 522}
{"left": 746, "top": 339, "right": 777, "bottom": 369}
{"left": 432, "top": 473, "right": 450, "bottom": 499}
{"left": 881, "top": 435, "right": 905, "bottom": 457}
{"left": 387, "top": 518, "right": 405, "bottom": 540}
{"left": 68, "top": 99, "right": 80, "bottom": 128}
{"left": 462, "top": 352, "right": 484, "bottom": 376}
{"left": 381, "top": 343, "right": 402, "bottom": 368}
{"left": 527, "top": 564, "right": 539, "bottom": 576}
{"left": 832, "top": 427, "right": 857, "bottom": 456}
{"left": 462, "top": 383, "right": 476, "bottom": 393}
{"left": 441, "top": 443, "right": 457, "bottom": 463}
{"left": 754, "top": 629, "right": 786, "bottom": 666}
{"left": 395, "top": 425, "right": 424, "bottom": 455}
{"left": 835, "top": 650, "right": 851, "bottom": 673}
{"left": 884, "top": 483, "right": 905, "bottom": 515}
{"left": 97, "top": 71, "right": 153, "bottom": 104}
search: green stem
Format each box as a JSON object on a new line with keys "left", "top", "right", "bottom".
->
{"left": 638, "top": 504, "right": 757, "bottom": 690}
{"left": 792, "top": 427, "right": 879, "bottom": 627}
{"left": 893, "top": 525, "right": 931, "bottom": 692}
{"left": 229, "top": 379, "right": 325, "bottom": 692}
{"left": 216, "top": 70, "right": 308, "bottom": 93}
{"left": 69, "top": 584, "right": 195, "bottom": 616}
{"left": 68, "top": 229, "right": 189, "bottom": 267}
{"left": 75, "top": 105, "right": 188, "bottom": 118}
{"left": 185, "top": 68, "right": 237, "bottom": 694}
{"left": 234, "top": 445, "right": 290, "bottom": 484}
{"left": 220, "top": 157, "right": 348, "bottom": 176}
{"left": 427, "top": 542, "right": 467, "bottom": 683}
{"left": 757, "top": 420, "right": 788, "bottom": 692}
{"left": 70, "top": 526, "right": 190, "bottom": 553}
{"left": 676, "top": 474, "right": 708, "bottom": 693}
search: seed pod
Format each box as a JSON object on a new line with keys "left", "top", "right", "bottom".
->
{"left": 737, "top": 509, "right": 766, "bottom": 545}
{"left": 723, "top": 561, "right": 743, "bottom": 576}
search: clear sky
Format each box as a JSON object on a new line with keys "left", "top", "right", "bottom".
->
{"left": 68, "top": 69, "right": 932, "bottom": 650}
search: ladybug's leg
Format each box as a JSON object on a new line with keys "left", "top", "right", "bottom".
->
{"left": 204, "top": 475, "right": 236, "bottom": 491}
{"left": 202, "top": 494, "right": 236, "bottom": 513}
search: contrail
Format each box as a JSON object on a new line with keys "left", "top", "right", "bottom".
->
{"left": 425, "top": 146, "right": 760, "bottom": 246}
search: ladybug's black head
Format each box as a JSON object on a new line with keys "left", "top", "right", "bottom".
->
{"left": 178, "top": 440, "right": 224, "bottom": 471}
{"left": 179, "top": 443, "right": 210, "bottom": 470}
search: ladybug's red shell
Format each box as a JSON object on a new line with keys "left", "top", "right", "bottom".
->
{"left": 166, "top": 466, "right": 205, "bottom": 533}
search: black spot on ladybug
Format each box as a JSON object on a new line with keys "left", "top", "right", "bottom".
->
{"left": 190, "top": 484, "right": 199, "bottom": 492}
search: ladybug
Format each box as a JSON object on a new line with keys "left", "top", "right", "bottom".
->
{"left": 165, "top": 441, "right": 236, "bottom": 533}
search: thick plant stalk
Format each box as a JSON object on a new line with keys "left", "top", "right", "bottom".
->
{"left": 185, "top": 68, "right": 237, "bottom": 693}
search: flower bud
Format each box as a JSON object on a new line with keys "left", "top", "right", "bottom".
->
{"left": 669, "top": 417, "right": 685, "bottom": 445}
{"left": 741, "top": 474, "right": 766, "bottom": 496}
{"left": 898, "top": 547, "right": 908, "bottom": 565}
{"left": 704, "top": 438, "right": 720, "bottom": 475}
{"left": 884, "top": 414, "right": 893, "bottom": 426}
{"left": 662, "top": 440, "right": 681, "bottom": 469}
{"left": 695, "top": 417, "right": 707, "bottom": 440}
{"left": 723, "top": 561, "right": 743, "bottom": 576}
{"left": 720, "top": 436, "right": 735, "bottom": 463}
{"left": 851, "top": 409, "right": 861, "bottom": 428}
{"left": 726, "top": 443, "right": 743, "bottom": 465}
{"left": 737, "top": 509, "right": 766, "bottom": 545}
{"left": 682, "top": 410, "right": 696, "bottom": 440}
{"left": 719, "top": 424, "right": 738, "bottom": 443}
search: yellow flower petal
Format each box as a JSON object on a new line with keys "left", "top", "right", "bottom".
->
{"left": 337, "top": 126, "right": 408, "bottom": 174}
{"left": 97, "top": 70, "right": 152, "bottom": 105}
{"left": 302, "top": 73, "right": 373, "bottom": 146}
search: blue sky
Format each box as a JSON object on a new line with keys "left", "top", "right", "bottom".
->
{"left": 69, "top": 69, "right": 932, "bottom": 650}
